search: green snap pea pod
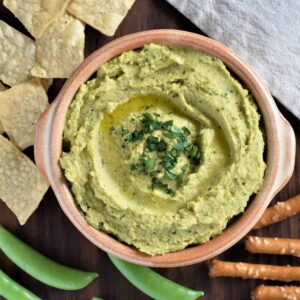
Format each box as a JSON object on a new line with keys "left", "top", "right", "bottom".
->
{"left": 0, "top": 225, "right": 98, "bottom": 290}
{"left": 0, "top": 268, "right": 41, "bottom": 300}
{"left": 108, "top": 255, "right": 204, "bottom": 300}
{"left": 91, "top": 297, "right": 103, "bottom": 300}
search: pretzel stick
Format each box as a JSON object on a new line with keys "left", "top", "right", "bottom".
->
{"left": 209, "top": 260, "right": 300, "bottom": 282}
{"left": 246, "top": 236, "right": 300, "bottom": 257}
{"left": 254, "top": 194, "right": 300, "bottom": 229}
{"left": 251, "top": 285, "right": 300, "bottom": 300}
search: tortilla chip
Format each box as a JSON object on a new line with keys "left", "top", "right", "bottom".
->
{"left": 3, "top": 0, "right": 70, "bottom": 38}
{"left": 0, "top": 82, "right": 6, "bottom": 91}
{"left": 40, "top": 78, "right": 53, "bottom": 91}
{"left": 31, "top": 14, "right": 85, "bottom": 78}
{"left": 0, "top": 136, "right": 49, "bottom": 225}
{"left": 67, "top": 0, "right": 135, "bottom": 36}
{"left": 0, "top": 122, "right": 4, "bottom": 135}
{"left": 0, "top": 122, "right": 4, "bottom": 134}
{"left": 0, "top": 78, "right": 48, "bottom": 150}
{"left": 0, "top": 83, "right": 6, "bottom": 134}
{"left": 0, "top": 21, "right": 36, "bottom": 86}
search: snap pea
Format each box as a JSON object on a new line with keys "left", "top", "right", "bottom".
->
{"left": 108, "top": 255, "right": 204, "bottom": 300}
{"left": 0, "top": 225, "right": 98, "bottom": 290}
{"left": 91, "top": 297, "right": 103, "bottom": 300}
{"left": 0, "top": 268, "right": 41, "bottom": 300}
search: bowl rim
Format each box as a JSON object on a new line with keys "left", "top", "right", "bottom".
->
{"left": 40, "top": 29, "right": 284, "bottom": 267}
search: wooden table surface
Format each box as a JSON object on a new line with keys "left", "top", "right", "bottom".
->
{"left": 0, "top": 1, "right": 299, "bottom": 299}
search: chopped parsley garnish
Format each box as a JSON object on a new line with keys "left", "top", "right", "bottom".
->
{"left": 114, "top": 111, "right": 201, "bottom": 196}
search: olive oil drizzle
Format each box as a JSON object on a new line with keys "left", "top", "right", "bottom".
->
{"left": 110, "top": 112, "right": 201, "bottom": 196}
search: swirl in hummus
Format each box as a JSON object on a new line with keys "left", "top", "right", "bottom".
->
{"left": 60, "top": 44, "right": 266, "bottom": 255}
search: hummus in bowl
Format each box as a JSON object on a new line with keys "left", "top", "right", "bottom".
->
{"left": 60, "top": 44, "right": 266, "bottom": 255}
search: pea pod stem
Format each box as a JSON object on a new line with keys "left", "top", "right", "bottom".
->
{"left": 0, "top": 268, "right": 41, "bottom": 300}
{"left": 0, "top": 225, "right": 98, "bottom": 290}
{"left": 108, "top": 254, "right": 204, "bottom": 300}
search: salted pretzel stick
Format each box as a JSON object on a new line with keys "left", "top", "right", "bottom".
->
{"left": 209, "top": 260, "right": 300, "bottom": 282}
{"left": 254, "top": 194, "right": 300, "bottom": 229}
{"left": 251, "top": 285, "right": 300, "bottom": 300}
{"left": 246, "top": 236, "right": 300, "bottom": 257}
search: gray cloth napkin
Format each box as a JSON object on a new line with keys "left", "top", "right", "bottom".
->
{"left": 166, "top": 0, "right": 300, "bottom": 119}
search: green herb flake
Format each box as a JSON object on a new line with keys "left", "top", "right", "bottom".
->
{"left": 170, "top": 126, "right": 183, "bottom": 135}
{"left": 163, "top": 125, "right": 190, "bottom": 140}
{"left": 165, "top": 170, "right": 177, "bottom": 180}
{"left": 120, "top": 126, "right": 129, "bottom": 137}
{"left": 145, "top": 136, "right": 159, "bottom": 151}
{"left": 161, "top": 154, "right": 177, "bottom": 170}
{"left": 182, "top": 126, "right": 191, "bottom": 135}
{"left": 141, "top": 113, "right": 162, "bottom": 133}
{"left": 109, "top": 126, "right": 115, "bottom": 134}
{"left": 130, "top": 163, "right": 138, "bottom": 171}
{"left": 156, "top": 141, "right": 167, "bottom": 152}
{"left": 166, "top": 188, "right": 176, "bottom": 197}
{"left": 162, "top": 120, "right": 173, "bottom": 130}
{"left": 151, "top": 177, "right": 176, "bottom": 197}
{"left": 173, "top": 139, "right": 189, "bottom": 152}
{"left": 178, "top": 163, "right": 188, "bottom": 184}
{"left": 163, "top": 130, "right": 176, "bottom": 139}
{"left": 145, "top": 158, "right": 156, "bottom": 170}
{"left": 127, "top": 130, "right": 144, "bottom": 142}
{"left": 188, "top": 144, "right": 201, "bottom": 164}
{"left": 149, "top": 169, "right": 160, "bottom": 177}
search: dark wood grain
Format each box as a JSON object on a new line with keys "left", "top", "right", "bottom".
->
{"left": 0, "top": 1, "right": 299, "bottom": 299}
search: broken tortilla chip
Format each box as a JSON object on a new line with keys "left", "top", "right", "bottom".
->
{"left": 0, "top": 135, "right": 49, "bottom": 225}
{"left": 3, "top": 0, "right": 70, "bottom": 38}
{"left": 0, "top": 21, "right": 36, "bottom": 86}
{"left": 67, "top": 0, "right": 135, "bottom": 36}
{"left": 31, "top": 14, "right": 85, "bottom": 78}
{"left": 0, "top": 83, "right": 6, "bottom": 134}
{"left": 0, "top": 78, "right": 48, "bottom": 150}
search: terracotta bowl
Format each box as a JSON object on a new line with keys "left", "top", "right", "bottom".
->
{"left": 34, "top": 29, "right": 296, "bottom": 267}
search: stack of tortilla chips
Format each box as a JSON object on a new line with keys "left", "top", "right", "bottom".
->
{"left": 0, "top": 0, "right": 135, "bottom": 225}
{"left": 0, "top": 79, "right": 49, "bottom": 225}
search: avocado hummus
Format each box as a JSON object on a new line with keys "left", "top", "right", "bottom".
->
{"left": 60, "top": 44, "right": 266, "bottom": 255}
